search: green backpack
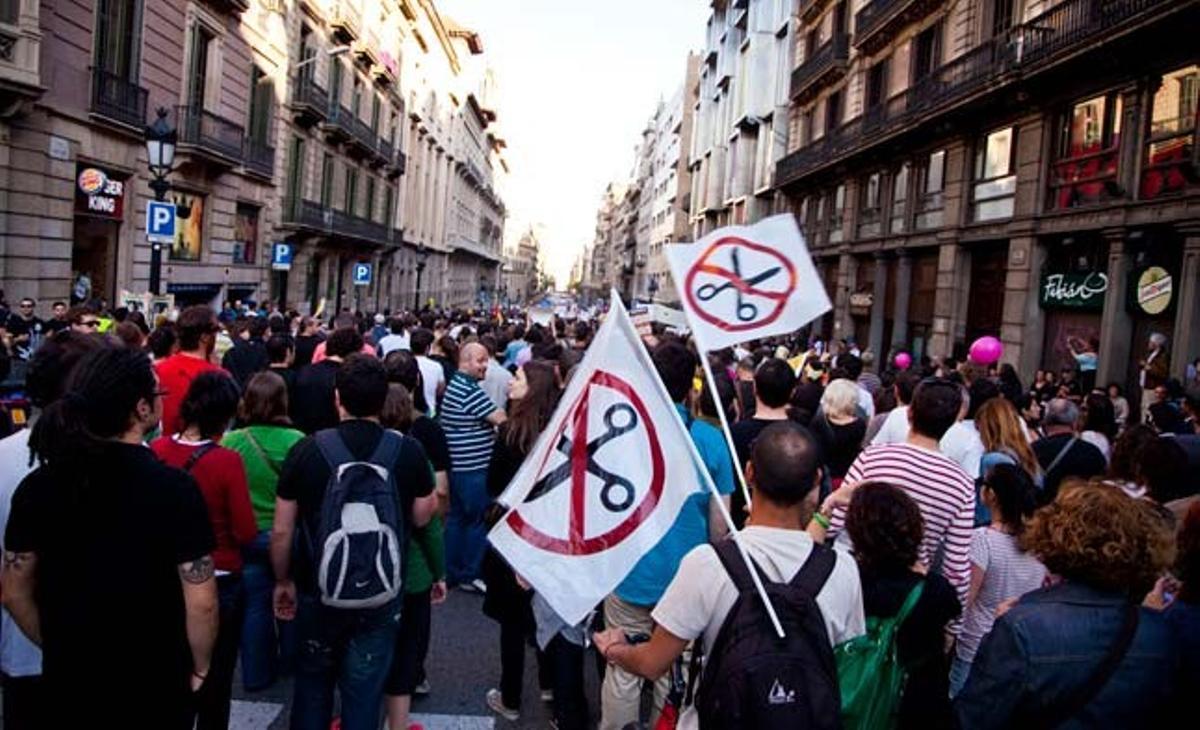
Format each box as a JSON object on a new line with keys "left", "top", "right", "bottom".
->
{"left": 834, "top": 581, "right": 924, "bottom": 730}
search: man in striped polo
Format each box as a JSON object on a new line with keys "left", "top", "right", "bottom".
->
{"left": 440, "top": 341, "right": 507, "bottom": 591}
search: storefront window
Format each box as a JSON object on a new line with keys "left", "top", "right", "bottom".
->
{"left": 973, "top": 127, "right": 1017, "bottom": 222}
{"left": 915, "top": 149, "right": 945, "bottom": 230}
{"left": 828, "top": 184, "right": 845, "bottom": 244}
{"left": 890, "top": 163, "right": 909, "bottom": 233}
{"left": 170, "top": 194, "right": 204, "bottom": 261}
{"left": 858, "top": 172, "right": 882, "bottom": 238}
{"left": 1049, "top": 93, "right": 1122, "bottom": 209}
{"left": 1141, "top": 65, "right": 1198, "bottom": 200}
{"left": 233, "top": 204, "right": 259, "bottom": 265}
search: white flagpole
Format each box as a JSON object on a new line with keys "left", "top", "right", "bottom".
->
{"left": 697, "top": 351, "right": 754, "bottom": 514}
{"left": 614, "top": 291, "right": 786, "bottom": 639}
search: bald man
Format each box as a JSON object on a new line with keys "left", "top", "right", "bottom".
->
{"left": 441, "top": 340, "right": 506, "bottom": 590}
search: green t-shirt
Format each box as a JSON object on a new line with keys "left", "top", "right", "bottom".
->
{"left": 223, "top": 425, "right": 306, "bottom": 530}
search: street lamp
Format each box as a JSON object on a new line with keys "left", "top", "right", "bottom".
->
{"left": 144, "top": 107, "right": 191, "bottom": 295}
{"left": 293, "top": 45, "right": 351, "bottom": 73}
{"left": 413, "top": 243, "right": 429, "bottom": 311}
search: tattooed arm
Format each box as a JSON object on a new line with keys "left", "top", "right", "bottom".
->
{"left": 178, "top": 555, "right": 218, "bottom": 689}
{"left": 1, "top": 551, "right": 41, "bottom": 646}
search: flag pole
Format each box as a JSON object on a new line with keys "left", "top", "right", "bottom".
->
{"left": 614, "top": 291, "right": 786, "bottom": 639}
{"left": 696, "top": 351, "right": 754, "bottom": 514}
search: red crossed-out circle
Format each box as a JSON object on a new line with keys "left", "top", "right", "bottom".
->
{"left": 506, "top": 370, "right": 665, "bottom": 556}
{"left": 684, "top": 236, "right": 797, "bottom": 333}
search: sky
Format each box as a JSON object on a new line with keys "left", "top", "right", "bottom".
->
{"left": 439, "top": 0, "right": 709, "bottom": 287}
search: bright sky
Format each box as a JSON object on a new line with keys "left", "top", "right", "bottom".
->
{"left": 439, "top": 0, "right": 709, "bottom": 287}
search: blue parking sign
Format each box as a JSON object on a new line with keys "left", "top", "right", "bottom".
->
{"left": 353, "top": 262, "right": 372, "bottom": 286}
{"left": 146, "top": 200, "right": 176, "bottom": 243}
{"left": 272, "top": 243, "right": 293, "bottom": 271}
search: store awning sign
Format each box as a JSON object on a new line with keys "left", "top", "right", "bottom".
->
{"left": 75, "top": 166, "right": 125, "bottom": 220}
{"left": 1039, "top": 271, "right": 1108, "bottom": 311}
{"left": 1135, "top": 266, "right": 1173, "bottom": 315}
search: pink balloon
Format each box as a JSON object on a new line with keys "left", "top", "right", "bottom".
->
{"left": 894, "top": 352, "right": 912, "bottom": 370}
{"left": 969, "top": 336, "right": 1004, "bottom": 365}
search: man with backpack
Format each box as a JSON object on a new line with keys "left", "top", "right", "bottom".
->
{"left": 271, "top": 354, "right": 438, "bottom": 730}
{"left": 594, "top": 421, "right": 865, "bottom": 729}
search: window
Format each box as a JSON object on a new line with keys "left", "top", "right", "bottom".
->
{"left": 825, "top": 90, "right": 843, "bottom": 135}
{"left": 0, "top": 0, "right": 17, "bottom": 24}
{"left": 364, "top": 177, "right": 375, "bottom": 221}
{"left": 298, "top": 24, "right": 315, "bottom": 83}
{"left": 233, "top": 204, "right": 259, "bottom": 265}
{"left": 384, "top": 185, "right": 395, "bottom": 228}
{"left": 991, "top": 0, "right": 1015, "bottom": 37}
{"left": 973, "top": 127, "right": 1017, "bottom": 222}
{"left": 248, "top": 65, "right": 273, "bottom": 145}
{"left": 320, "top": 153, "right": 334, "bottom": 206}
{"left": 1141, "top": 65, "right": 1199, "bottom": 199}
{"left": 802, "top": 108, "right": 815, "bottom": 145}
{"left": 866, "top": 60, "right": 888, "bottom": 111}
{"left": 95, "top": 0, "right": 141, "bottom": 80}
{"left": 286, "top": 136, "right": 305, "bottom": 208}
{"left": 828, "top": 184, "right": 845, "bottom": 244}
{"left": 859, "top": 172, "right": 882, "bottom": 238}
{"left": 170, "top": 195, "right": 204, "bottom": 261}
{"left": 329, "top": 60, "right": 344, "bottom": 105}
{"left": 1049, "top": 93, "right": 1122, "bottom": 209}
{"left": 913, "top": 23, "right": 940, "bottom": 84}
{"left": 890, "top": 162, "right": 910, "bottom": 233}
{"left": 915, "top": 149, "right": 946, "bottom": 229}
{"left": 352, "top": 78, "right": 363, "bottom": 117}
{"left": 371, "top": 95, "right": 381, "bottom": 134}
{"left": 344, "top": 167, "right": 358, "bottom": 214}
{"left": 186, "top": 23, "right": 216, "bottom": 109}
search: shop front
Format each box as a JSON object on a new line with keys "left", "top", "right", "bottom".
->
{"left": 71, "top": 164, "right": 129, "bottom": 307}
{"left": 1122, "top": 228, "right": 1182, "bottom": 406}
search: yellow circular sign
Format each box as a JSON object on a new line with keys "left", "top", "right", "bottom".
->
{"left": 1136, "top": 266, "right": 1172, "bottom": 315}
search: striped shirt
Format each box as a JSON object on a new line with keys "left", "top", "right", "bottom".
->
{"left": 957, "top": 527, "right": 1047, "bottom": 664}
{"left": 439, "top": 371, "right": 498, "bottom": 473}
{"left": 828, "top": 442, "right": 975, "bottom": 626}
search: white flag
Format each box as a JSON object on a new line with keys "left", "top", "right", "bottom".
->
{"left": 487, "top": 295, "right": 702, "bottom": 625}
{"left": 665, "top": 214, "right": 831, "bottom": 351}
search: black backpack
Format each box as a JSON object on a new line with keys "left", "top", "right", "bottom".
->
{"left": 693, "top": 539, "right": 842, "bottom": 730}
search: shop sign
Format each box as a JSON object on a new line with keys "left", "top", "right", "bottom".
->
{"left": 74, "top": 166, "right": 125, "bottom": 220}
{"left": 849, "top": 291, "right": 874, "bottom": 315}
{"left": 1133, "top": 266, "right": 1173, "bottom": 316}
{"left": 1039, "top": 271, "right": 1108, "bottom": 311}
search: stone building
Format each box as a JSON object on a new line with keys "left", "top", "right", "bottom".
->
{"left": 775, "top": 0, "right": 1198, "bottom": 408}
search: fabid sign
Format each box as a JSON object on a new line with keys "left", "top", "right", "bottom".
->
{"left": 1039, "top": 271, "right": 1108, "bottom": 311}
{"left": 74, "top": 165, "right": 126, "bottom": 220}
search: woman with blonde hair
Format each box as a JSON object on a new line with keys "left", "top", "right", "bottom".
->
{"left": 811, "top": 378, "right": 866, "bottom": 489}
{"left": 975, "top": 397, "right": 1042, "bottom": 525}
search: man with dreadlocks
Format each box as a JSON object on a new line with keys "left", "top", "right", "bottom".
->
{"left": 1, "top": 347, "right": 219, "bottom": 728}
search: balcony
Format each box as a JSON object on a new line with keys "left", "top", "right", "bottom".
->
{"left": 790, "top": 33, "right": 850, "bottom": 103}
{"left": 778, "top": 0, "right": 1176, "bottom": 188}
{"left": 90, "top": 68, "right": 147, "bottom": 128}
{"left": 799, "top": 0, "right": 833, "bottom": 23}
{"left": 387, "top": 149, "right": 407, "bottom": 179}
{"left": 0, "top": 0, "right": 42, "bottom": 110}
{"left": 343, "top": 114, "right": 378, "bottom": 158}
{"left": 282, "top": 197, "right": 395, "bottom": 246}
{"left": 328, "top": 0, "right": 361, "bottom": 43}
{"left": 177, "top": 104, "right": 245, "bottom": 165}
{"left": 319, "top": 103, "right": 353, "bottom": 143}
{"left": 376, "top": 137, "right": 394, "bottom": 168}
{"left": 242, "top": 135, "right": 274, "bottom": 180}
{"left": 854, "top": 0, "right": 942, "bottom": 54}
{"left": 205, "top": 0, "right": 250, "bottom": 13}
{"left": 290, "top": 76, "right": 328, "bottom": 126}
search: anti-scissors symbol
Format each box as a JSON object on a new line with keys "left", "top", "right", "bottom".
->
{"left": 694, "top": 247, "right": 783, "bottom": 322}
{"left": 526, "top": 403, "right": 639, "bottom": 512}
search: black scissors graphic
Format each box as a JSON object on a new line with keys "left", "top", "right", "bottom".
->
{"left": 526, "top": 403, "right": 639, "bottom": 512}
{"left": 695, "top": 247, "right": 782, "bottom": 322}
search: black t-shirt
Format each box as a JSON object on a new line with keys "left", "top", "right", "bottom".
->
{"left": 293, "top": 334, "right": 322, "bottom": 370}
{"left": 268, "top": 364, "right": 297, "bottom": 393}
{"left": 730, "top": 417, "right": 778, "bottom": 468}
{"left": 860, "top": 568, "right": 961, "bottom": 730}
{"left": 277, "top": 419, "right": 434, "bottom": 595}
{"left": 44, "top": 318, "right": 69, "bottom": 335}
{"left": 222, "top": 338, "right": 269, "bottom": 388}
{"left": 409, "top": 415, "right": 450, "bottom": 474}
{"left": 5, "top": 443, "right": 214, "bottom": 722}
{"left": 1033, "top": 432, "right": 1107, "bottom": 502}
{"left": 811, "top": 415, "right": 867, "bottom": 479}
{"left": 4, "top": 313, "right": 42, "bottom": 338}
{"left": 292, "top": 359, "right": 341, "bottom": 434}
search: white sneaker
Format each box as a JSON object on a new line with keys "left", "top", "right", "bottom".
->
{"left": 470, "top": 578, "right": 488, "bottom": 594}
{"left": 485, "top": 688, "right": 519, "bottom": 721}
{"left": 540, "top": 688, "right": 554, "bottom": 703}
{"left": 413, "top": 679, "right": 431, "bottom": 696}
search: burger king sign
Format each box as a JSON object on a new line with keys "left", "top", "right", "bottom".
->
{"left": 75, "top": 165, "right": 126, "bottom": 219}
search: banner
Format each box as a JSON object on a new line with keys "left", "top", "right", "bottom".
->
{"left": 488, "top": 296, "right": 703, "bottom": 625}
{"left": 529, "top": 305, "right": 555, "bottom": 327}
{"left": 665, "top": 214, "right": 830, "bottom": 351}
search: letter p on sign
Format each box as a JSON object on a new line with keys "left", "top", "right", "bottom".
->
{"left": 146, "top": 201, "right": 176, "bottom": 243}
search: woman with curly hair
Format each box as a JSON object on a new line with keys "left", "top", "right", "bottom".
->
{"left": 844, "top": 481, "right": 961, "bottom": 729}
{"left": 956, "top": 481, "right": 1182, "bottom": 727}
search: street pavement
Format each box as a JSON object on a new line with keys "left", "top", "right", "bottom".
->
{"left": 229, "top": 588, "right": 605, "bottom": 729}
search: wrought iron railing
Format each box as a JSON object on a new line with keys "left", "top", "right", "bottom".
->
{"left": 292, "top": 76, "right": 328, "bottom": 119}
{"left": 243, "top": 135, "right": 274, "bottom": 178}
{"left": 177, "top": 104, "right": 245, "bottom": 161}
{"left": 90, "top": 68, "right": 148, "bottom": 127}
{"left": 282, "top": 197, "right": 394, "bottom": 244}
{"left": 790, "top": 33, "right": 850, "bottom": 101}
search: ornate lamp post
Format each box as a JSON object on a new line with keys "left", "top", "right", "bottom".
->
{"left": 144, "top": 108, "right": 191, "bottom": 295}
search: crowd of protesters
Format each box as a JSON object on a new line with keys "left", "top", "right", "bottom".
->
{"left": 0, "top": 293, "right": 1196, "bottom": 729}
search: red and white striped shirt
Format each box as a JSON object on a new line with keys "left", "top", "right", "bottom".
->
{"left": 828, "top": 442, "right": 975, "bottom": 627}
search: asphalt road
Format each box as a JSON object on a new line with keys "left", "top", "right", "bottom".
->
{"left": 231, "top": 588, "right": 607, "bottom": 730}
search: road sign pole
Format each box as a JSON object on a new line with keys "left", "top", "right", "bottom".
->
{"left": 149, "top": 241, "right": 162, "bottom": 295}
{"left": 613, "top": 291, "right": 786, "bottom": 639}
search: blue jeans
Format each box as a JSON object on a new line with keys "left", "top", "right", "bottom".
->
{"left": 289, "top": 594, "right": 401, "bottom": 730}
{"left": 240, "top": 530, "right": 298, "bottom": 691}
{"left": 948, "top": 655, "right": 972, "bottom": 698}
{"left": 446, "top": 469, "right": 490, "bottom": 585}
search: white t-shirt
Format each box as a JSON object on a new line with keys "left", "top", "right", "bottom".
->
{"left": 0, "top": 429, "right": 42, "bottom": 676}
{"left": 1080, "top": 430, "right": 1111, "bottom": 464}
{"left": 378, "top": 332, "right": 410, "bottom": 356}
{"left": 871, "top": 406, "right": 910, "bottom": 446}
{"left": 940, "top": 420, "right": 985, "bottom": 479}
{"left": 957, "top": 527, "right": 1046, "bottom": 664}
{"left": 482, "top": 360, "right": 513, "bottom": 411}
{"left": 417, "top": 355, "right": 445, "bottom": 417}
{"left": 652, "top": 527, "right": 866, "bottom": 730}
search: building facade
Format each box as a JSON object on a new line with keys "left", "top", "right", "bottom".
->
{"left": 502, "top": 223, "right": 542, "bottom": 304}
{"left": 689, "top": 0, "right": 797, "bottom": 239}
{"left": 0, "top": 0, "right": 506, "bottom": 320}
{"left": 775, "top": 0, "right": 1198, "bottom": 406}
